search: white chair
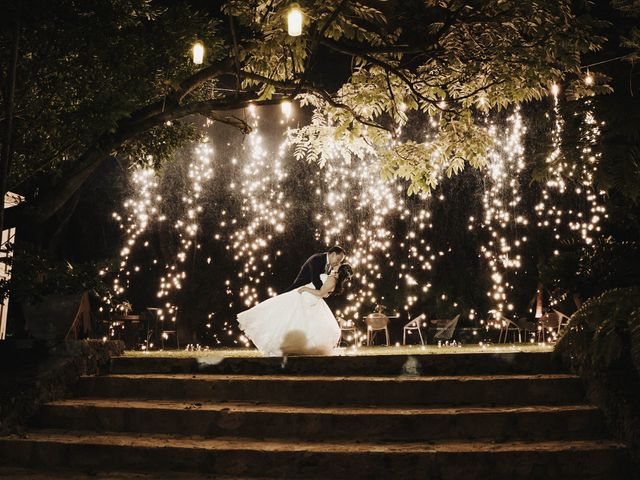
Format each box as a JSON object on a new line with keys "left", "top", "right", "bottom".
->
{"left": 365, "top": 313, "right": 390, "bottom": 346}
{"left": 337, "top": 316, "right": 358, "bottom": 346}
{"left": 497, "top": 316, "right": 522, "bottom": 343}
{"left": 432, "top": 314, "right": 460, "bottom": 342}
{"left": 552, "top": 309, "right": 571, "bottom": 337}
{"left": 403, "top": 313, "right": 426, "bottom": 346}
{"left": 514, "top": 317, "right": 537, "bottom": 343}
{"left": 536, "top": 312, "right": 562, "bottom": 343}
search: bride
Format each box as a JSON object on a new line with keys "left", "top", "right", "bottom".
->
{"left": 237, "top": 263, "right": 353, "bottom": 356}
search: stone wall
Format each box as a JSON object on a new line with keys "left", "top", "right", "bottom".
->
{"left": 0, "top": 339, "right": 124, "bottom": 434}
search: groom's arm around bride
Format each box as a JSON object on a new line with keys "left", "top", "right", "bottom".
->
{"left": 282, "top": 252, "right": 326, "bottom": 293}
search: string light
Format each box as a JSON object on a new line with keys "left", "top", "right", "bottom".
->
{"left": 225, "top": 105, "right": 289, "bottom": 315}
{"left": 472, "top": 110, "right": 527, "bottom": 324}
{"left": 535, "top": 95, "right": 607, "bottom": 248}
{"left": 292, "top": 120, "right": 440, "bottom": 345}
{"left": 584, "top": 70, "right": 594, "bottom": 86}
{"left": 105, "top": 97, "right": 608, "bottom": 349}
{"left": 281, "top": 100, "right": 293, "bottom": 120}
{"left": 107, "top": 160, "right": 159, "bottom": 312}
{"left": 151, "top": 140, "right": 214, "bottom": 345}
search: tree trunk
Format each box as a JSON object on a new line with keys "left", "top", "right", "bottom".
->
{"left": 0, "top": 17, "right": 20, "bottom": 236}
{"left": 535, "top": 282, "right": 544, "bottom": 318}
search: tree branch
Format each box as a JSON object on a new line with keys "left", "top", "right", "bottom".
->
{"left": 319, "top": 37, "right": 444, "bottom": 110}
{"left": 5, "top": 91, "right": 277, "bottom": 228}
{"left": 232, "top": 68, "right": 393, "bottom": 133}
{"left": 119, "top": 58, "right": 234, "bottom": 127}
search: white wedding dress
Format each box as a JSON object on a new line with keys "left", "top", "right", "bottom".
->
{"left": 237, "top": 274, "right": 341, "bottom": 356}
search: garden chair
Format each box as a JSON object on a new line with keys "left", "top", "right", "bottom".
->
{"left": 336, "top": 316, "right": 359, "bottom": 347}
{"left": 497, "top": 315, "right": 522, "bottom": 343}
{"left": 432, "top": 314, "right": 461, "bottom": 342}
{"left": 403, "top": 313, "right": 426, "bottom": 346}
{"left": 365, "top": 313, "right": 390, "bottom": 346}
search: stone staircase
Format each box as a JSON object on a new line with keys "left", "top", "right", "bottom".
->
{"left": 0, "top": 351, "right": 631, "bottom": 479}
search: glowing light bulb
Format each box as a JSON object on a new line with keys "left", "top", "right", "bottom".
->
{"left": 281, "top": 100, "right": 292, "bottom": 119}
{"left": 584, "top": 71, "right": 594, "bottom": 86}
{"left": 287, "top": 6, "right": 303, "bottom": 36}
{"left": 550, "top": 83, "right": 560, "bottom": 97}
{"left": 192, "top": 41, "right": 204, "bottom": 65}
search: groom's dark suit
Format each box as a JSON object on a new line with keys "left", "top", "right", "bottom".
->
{"left": 282, "top": 252, "right": 328, "bottom": 293}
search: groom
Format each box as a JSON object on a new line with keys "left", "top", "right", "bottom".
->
{"left": 282, "top": 246, "right": 346, "bottom": 293}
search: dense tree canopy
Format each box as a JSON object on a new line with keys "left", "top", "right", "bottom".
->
{"left": 1, "top": 0, "right": 610, "bottom": 237}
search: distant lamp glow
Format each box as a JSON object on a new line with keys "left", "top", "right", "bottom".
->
{"left": 584, "top": 71, "right": 594, "bottom": 86}
{"left": 281, "top": 100, "right": 292, "bottom": 119}
{"left": 287, "top": 5, "right": 303, "bottom": 36}
{"left": 550, "top": 83, "right": 560, "bottom": 97}
{"left": 192, "top": 41, "right": 204, "bottom": 65}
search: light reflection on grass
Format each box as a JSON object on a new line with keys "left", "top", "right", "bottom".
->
{"left": 124, "top": 343, "right": 554, "bottom": 358}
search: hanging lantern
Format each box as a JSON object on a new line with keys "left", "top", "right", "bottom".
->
{"left": 287, "top": 5, "right": 303, "bottom": 37}
{"left": 192, "top": 41, "right": 204, "bottom": 65}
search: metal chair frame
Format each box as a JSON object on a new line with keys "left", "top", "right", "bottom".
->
{"left": 337, "top": 316, "right": 359, "bottom": 347}
{"left": 497, "top": 317, "right": 522, "bottom": 343}
{"left": 365, "top": 313, "right": 390, "bottom": 346}
{"left": 403, "top": 314, "right": 426, "bottom": 346}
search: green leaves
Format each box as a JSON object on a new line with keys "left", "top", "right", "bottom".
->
{"left": 4, "top": 0, "right": 616, "bottom": 224}
{"left": 274, "top": 0, "right": 605, "bottom": 194}
{"left": 557, "top": 287, "right": 640, "bottom": 374}
{"left": 7, "top": 0, "right": 219, "bottom": 190}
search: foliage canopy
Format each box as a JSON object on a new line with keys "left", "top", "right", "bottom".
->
{"left": 1, "top": 0, "right": 609, "bottom": 228}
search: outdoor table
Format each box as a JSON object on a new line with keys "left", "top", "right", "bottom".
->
{"left": 110, "top": 314, "right": 143, "bottom": 347}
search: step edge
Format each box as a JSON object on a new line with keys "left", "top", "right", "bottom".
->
{"left": 81, "top": 373, "right": 580, "bottom": 381}
{"left": 41, "top": 400, "right": 600, "bottom": 415}
{"left": 1, "top": 430, "right": 627, "bottom": 454}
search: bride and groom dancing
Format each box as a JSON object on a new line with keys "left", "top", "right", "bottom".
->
{"left": 237, "top": 246, "right": 353, "bottom": 356}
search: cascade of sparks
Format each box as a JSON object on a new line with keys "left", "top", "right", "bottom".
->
{"left": 107, "top": 163, "right": 160, "bottom": 306}
{"left": 155, "top": 141, "right": 214, "bottom": 333}
{"left": 213, "top": 105, "right": 291, "bottom": 344}
{"left": 535, "top": 92, "right": 608, "bottom": 247}
{"left": 531, "top": 93, "right": 608, "bottom": 333}
{"left": 311, "top": 146, "right": 437, "bottom": 337}
{"left": 106, "top": 94, "right": 611, "bottom": 350}
{"left": 472, "top": 110, "right": 528, "bottom": 326}
{"left": 227, "top": 105, "right": 289, "bottom": 308}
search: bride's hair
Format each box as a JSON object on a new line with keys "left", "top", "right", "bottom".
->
{"left": 332, "top": 263, "right": 353, "bottom": 296}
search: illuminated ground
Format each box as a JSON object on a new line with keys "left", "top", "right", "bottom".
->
{"left": 124, "top": 343, "right": 554, "bottom": 358}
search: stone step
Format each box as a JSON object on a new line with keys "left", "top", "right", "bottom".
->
{"left": 110, "top": 351, "right": 563, "bottom": 376}
{"left": 0, "top": 430, "right": 630, "bottom": 479}
{"left": 0, "top": 467, "right": 265, "bottom": 479}
{"left": 79, "top": 373, "right": 585, "bottom": 406}
{"left": 36, "top": 398, "right": 605, "bottom": 442}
